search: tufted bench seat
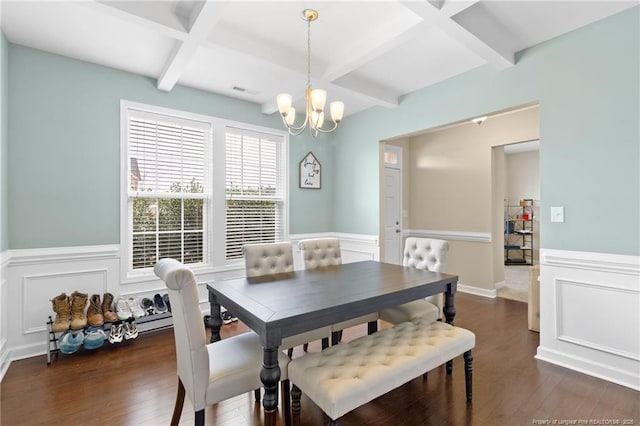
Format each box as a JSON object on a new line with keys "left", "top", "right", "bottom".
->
{"left": 288, "top": 319, "right": 475, "bottom": 425}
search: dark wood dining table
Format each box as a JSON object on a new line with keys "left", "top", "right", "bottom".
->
{"left": 206, "top": 260, "right": 459, "bottom": 426}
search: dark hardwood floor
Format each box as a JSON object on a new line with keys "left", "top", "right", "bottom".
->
{"left": 2, "top": 293, "right": 638, "bottom": 425}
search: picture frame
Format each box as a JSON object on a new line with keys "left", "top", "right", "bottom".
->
{"left": 299, "top": 152, "right": 321, "bottom": 189}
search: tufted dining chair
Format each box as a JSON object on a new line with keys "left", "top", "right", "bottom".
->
{"left": 298, "top": 238, "right": 379, "bottom": 346}
{"left": 378, "top": 237, "right": 450, "bottom": 325}
{"left": 243, "top": 242, "right": 332, "bottom": 356}
{"left": 154, "top": 258, "right": 291, "bottom": 426}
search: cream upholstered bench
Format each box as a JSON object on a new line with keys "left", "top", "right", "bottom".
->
{"left": 288, "top": 319, "right": 475, "bottom": 425}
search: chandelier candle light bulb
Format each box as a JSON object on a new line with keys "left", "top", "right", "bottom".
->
{"left": 276, "top": 9, "right": 344, "bottom": 137}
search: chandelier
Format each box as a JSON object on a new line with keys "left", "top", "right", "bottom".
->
{"left": 276, "top": 9, "right": 344, "bottom": 137}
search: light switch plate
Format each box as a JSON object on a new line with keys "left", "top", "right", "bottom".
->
{"left": 551, "top": 206, "right": 564, "bottom": 223}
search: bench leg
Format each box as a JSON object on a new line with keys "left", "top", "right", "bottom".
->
{"left": 291, "top": 384, "right": 301, "bottom": 426}
{"left": 367, "top": 320, "right": 378, "bottom": 335}
{"left": 328, "top": 419, "right": 340, "bottom": 425}
{"left": 322, "top": 337, "right": 330, "bottom": 350}
{"left": 464, "top": 350, "right": 473, "bottom": 402}
{"left": 446, "top": 359, "right": 453, "bottom": 375}
{"left": 331, "top": 330, "right": 342, "bottom": 346}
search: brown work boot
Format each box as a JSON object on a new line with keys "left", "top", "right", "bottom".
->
{"left": 50, "top": 293, "right": 71, "bottom": 333}
{"left": 87, "top": 294, "right": 104, "bottom": 327}
{"left": 70, "top": 291, "right": 88, "bottom": 330}
{"left": 101, "top": 292, "right": 118, "bottom": 323}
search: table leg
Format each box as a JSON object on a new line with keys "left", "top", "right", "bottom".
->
{"left": 261, "top": 346, "right": 280, "bottom": 426}
{"left": 444, "top": 283, "right": 457, "bottom": 374}
{"left": 444, "top": 284, "right": 456, "bottom": 326}
{"left": 208, "top": 293, "right": 222, "bottom": 343}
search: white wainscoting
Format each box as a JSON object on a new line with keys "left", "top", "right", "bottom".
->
{"left": 536, "top": 248, "right": 640, "bottom": 391}
{"left": 0, "top": 233, "right": 379, "bottom": 381}
{"left": 0, "top": 251, "right": 9, "bottom": 380}
{"left": 2, "top": 245, "right": 121, "bottom": 369}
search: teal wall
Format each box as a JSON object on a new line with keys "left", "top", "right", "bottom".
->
{"left": 7, "top": 45, "right": 334, "bottom": 249}
{"left": 333, "top": 7, "right": 639, "bottom": 255}
{"left": 1, "top": 33, "right": 8, "bottom": 251}
{"left": 5, "top": 7, "right": 639, "bottom": 255}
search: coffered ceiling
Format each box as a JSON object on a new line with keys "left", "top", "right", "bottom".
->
{"left": 1, "top": 1, "right": 636, "bottom": 117}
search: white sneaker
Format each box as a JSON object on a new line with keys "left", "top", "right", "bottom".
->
{"left": 124, "top": 320, "right": 139, "bottom": 340}
{"left": 126, "top": 297, "right": 146, "bottom": 319}
{"left": 116, "top": 298, "right": 132, "bottom": 320}
{"left": 108, "top": 323, "right": 124, "bottom": 344}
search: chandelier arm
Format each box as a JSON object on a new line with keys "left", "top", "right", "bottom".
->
{"left": 314, "top": 121, "right": 339, "bottom": 134}
{"left": 281, "top": 109, "right": 310, "bottom": 133}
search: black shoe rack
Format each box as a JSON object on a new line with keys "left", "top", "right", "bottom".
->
{"left": 46, "top": 312, "right": 172, "bottom": 365}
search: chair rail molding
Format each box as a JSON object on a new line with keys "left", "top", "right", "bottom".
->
{"left": 6, "top": 244, "right": 120, "bottom": 266}
{"left": 404, "top": 229, "right": 491, "bottom": 243}
{"left": 537, "top": 248, "right": 640, "bottom": 391}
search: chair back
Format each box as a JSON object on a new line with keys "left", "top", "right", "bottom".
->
{"left": 403, "top": 237, "right": 449, "bottom": 272}
{"left": 298, "top": 238, "right": 342, "bottom": 270}
{"left": 404, "top": 237, "right": 449, "bottom": 314}
{"left": 154, "top": 258, "right": 208, "bottom": 411}
{"left": 243, "top": 242, "right": 294, "bottom": 277}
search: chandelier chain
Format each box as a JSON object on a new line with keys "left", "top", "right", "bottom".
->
{"left": 307, "top": 17, "right": 311, "bottom": 88}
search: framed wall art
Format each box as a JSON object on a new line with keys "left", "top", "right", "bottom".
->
{"left": 299, "top": 152, "right": 321, "bottom": 189}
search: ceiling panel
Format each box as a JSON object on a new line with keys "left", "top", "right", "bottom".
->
{"left": 2, "top": 1, "right": 637, "bottom": 119}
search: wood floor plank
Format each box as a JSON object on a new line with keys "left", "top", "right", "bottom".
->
{"left": 2, "top": 293, "right": 637, "bottom": 425}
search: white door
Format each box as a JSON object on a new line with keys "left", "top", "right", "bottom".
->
{"left": 383, "top": 146, "right": 402, "bottom": 265}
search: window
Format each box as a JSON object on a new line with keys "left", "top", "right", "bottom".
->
{"left": 225, "top": 129, "right": 285, "bottom": 260}
{"left": 125, "top": 109, "right": 210, "bottom": 270}
{"left": 121, "top": 101, "right": 288, "bottom": 279}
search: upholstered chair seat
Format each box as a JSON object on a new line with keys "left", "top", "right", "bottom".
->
{"left": 378, "top": 237, "right": 450, "bottom": 325}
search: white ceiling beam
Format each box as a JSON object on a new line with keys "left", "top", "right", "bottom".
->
{"left": 331, "top": 75, "right": 400, "bottom": 108}
{"left": 400, "top": 1, "right": 514, "bottom": 70}
{"left": 440, "top": 0, "right": 481, "bottom": 18}
{"left": 157, "top": 2, "right": 229, "bottom": 92}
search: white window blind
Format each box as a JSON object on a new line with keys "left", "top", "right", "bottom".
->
{"left": 225, "top": 129, "right": 284, "bottom": 260}
{"left": 127, "top": 111, "right": 210, "bottom": 270}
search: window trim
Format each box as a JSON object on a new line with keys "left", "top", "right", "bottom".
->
{"left": 120, "top": 100, "right": 289, "bottom": 283}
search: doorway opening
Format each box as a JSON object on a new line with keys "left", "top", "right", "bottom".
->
{"left": 497, "top": 140, "right": 540, "bottom": 303}
{"left": 378, "top": 102, "right": 540, "bottom": 300}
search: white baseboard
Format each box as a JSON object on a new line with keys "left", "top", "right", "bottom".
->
{"left": 536, "top": 346, "right": 640, "bottom": 391}
{"left": 458, "top": 283, "right": 497, "bottom": 298}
